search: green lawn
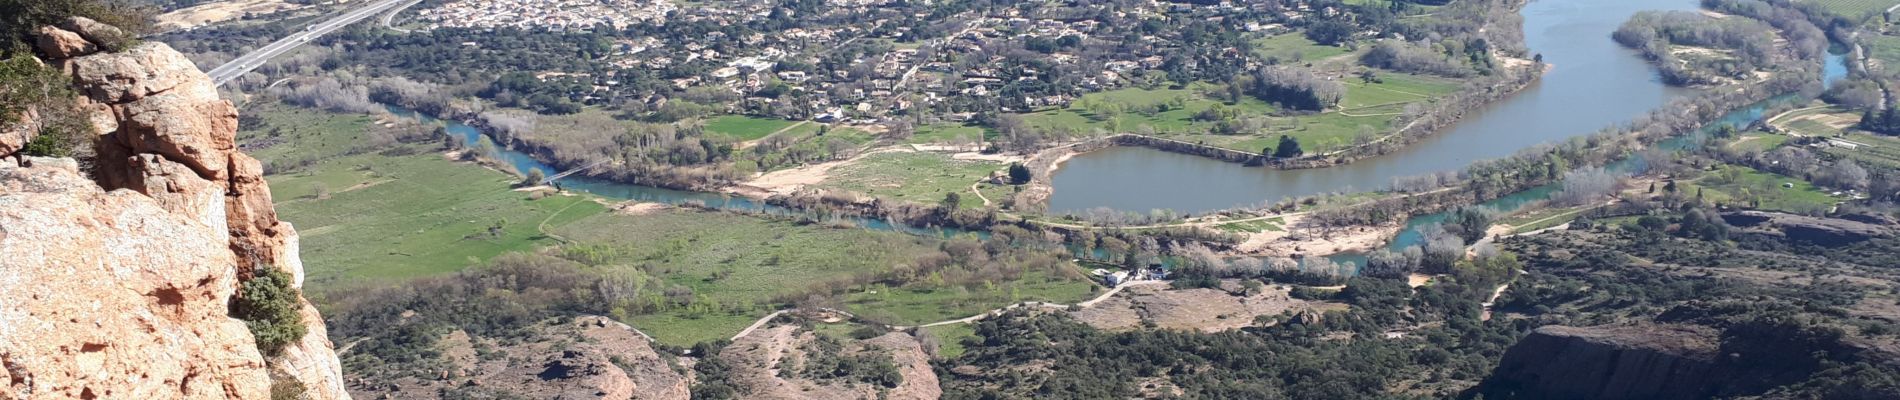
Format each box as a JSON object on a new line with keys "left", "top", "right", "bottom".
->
{"left": 243, "top": 104, "right": 609, "bottom": 287}
{"left": 841, "top": 269, "right": 1099, "bottom": 326}
{"left": 1020, "top": 84, "right": 1275, "bottom": 136}
{"left": 1215, "top": 217, "right": 1285, "bottom": 233}
{"left": 1866, "top": 34, "right": 1900, "bottom": 66}
{"left": 628, "top": 311, "right": 765, "bottom": 348}
{"left": 1252, "top": 33, "right": 1353, "bottom": 63}
{"left": 1730, "top": 132, "right": 1792, "bottom": 153}
{"left": 813, "top": 151, "right": 1008, "bottom": 208}
{"left": 1500, "top": 206, "right": 1591, "bottom": 234}
{"left": 1686, "top": 165, "right": 1840, "bottom": 213}
{"left": 1820, "top": 132, "right": 1900, "bottom": 172}
{"left": 555, "top": 210, "right": 944, "bottom": 307}
{"left": 1012, "top": 74, "right": 1456, "bottom": 155}
{"left": 705, "top": 115, "right": 799, "bottom": 141}
{"left": 1805, "top": 0, "right": 1896, "bottom": 20}
{"left": 908, "top": 124, "right": 991, "bottom": 145}
{"left": 920, "top": 324, "right": 979, "bottom": 359}
{"left": 1339, "top": 73, "right": 1460, "bottom": 109}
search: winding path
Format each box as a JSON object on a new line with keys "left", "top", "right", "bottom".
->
{"left": 729, "top": 310, "right": 791, "bottom": 341}
{"left": 713, "top": 280, "right": 1172, "bottom": 342}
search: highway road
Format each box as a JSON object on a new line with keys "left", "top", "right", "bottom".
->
{"left": 205, "top": 0, "right": 415, "bottom": 86}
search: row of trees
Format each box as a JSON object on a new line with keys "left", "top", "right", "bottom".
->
{"left": 1247, "top": 66, "right": 1346, "bottom": 111}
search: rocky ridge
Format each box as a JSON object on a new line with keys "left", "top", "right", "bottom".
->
{"left": 0, "top": 18, "right": 347, "bottom": 399}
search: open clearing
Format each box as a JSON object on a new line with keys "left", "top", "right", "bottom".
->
{"left": 1802, "top": 0, "right": 1898, "bottom": 20}
{"left": 155, "top": 0, "right": 301, "bottom": 30}
{"left": 1684, "top": 165, "right": 1840, "bottom": 213}
{"left": 243, "top": 104, "right": 608, "bottom": 287}
{"left": 1016, "top": 74, "right": 1457, "bottom": 155}
{"left": 813, "top": 151, "right": 1010, "bottom": 208}
{"left": 705, "top": 114, "right": 804, "bottom": 141}
{"left": 841, "top": 268, "right": 1099, "bottom": 326}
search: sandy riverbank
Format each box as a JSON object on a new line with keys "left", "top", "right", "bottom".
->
{"left": 1233, "top": 216, "right": 1403, "bottom": 258}
{"left": 723, "top": 148, "right": 915, "bottom": 198}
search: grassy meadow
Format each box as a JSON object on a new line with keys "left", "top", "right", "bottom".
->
{"left": 245, "top": 103, "right": 1100, "bottom": 347}
{"left": 813, "top": 151, "right": 1010, "bottom": 208}
{"left": 243, "top": 104, "right": 608, "bottom": 288}
{"left": 1685, "top": 165, "right": 1840, "bottom": 213}
{"left": 704, "top": 114, "right": 801, "bottom": 141}
{"left": 1012, "top": 72, "right": 1457, "bottom": 155}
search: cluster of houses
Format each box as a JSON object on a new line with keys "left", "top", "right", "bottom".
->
{"left": 1090, "top": 265, "right": 1170, "bottom": 286}
{"left": 414, "top": 0, "right": 1349, "bottom": 124}
{"left": 416, "top": 0, "right": 675, "bottom": 30}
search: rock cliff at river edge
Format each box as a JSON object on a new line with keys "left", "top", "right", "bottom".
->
{"left": 0, "top": 18, "right": 348, "bottom": 399}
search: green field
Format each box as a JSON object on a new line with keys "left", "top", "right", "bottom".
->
{"left": 1820, "top": 132, "right": 1900, "bottom": 172}
{"left": 814, "top": 151, "right": 1008, "bottom": 208}
{"left": 1020, "top": 84, "right": 1276, "bottom": 136}
{"left": 1215, "top": 217, "right": 1285, "bottom": 233}
{"left": 842, "top": 268, "right": 1099, "bottom": 325}
{"left": 1015, "top": 74, "right": 1457, "bottom": 154}
{"left": 1686, "top": 165, "right": 1840, "bottom": 213}
{"left": 242, "top": 104, "right": 609, "bottom": 287}
{"left": 907, "top": 124, "right": 991, "bottom": 145}
{"left": 1803, "top": 0, "right": 1896, "bottom": 20}
{"left": 1252, "top": 33, "right": 1353, "bottom": 62}
{"left": 628, "top": 312, "right": 764, "bottom": 347}
{"left": 1500, "top": 206, "right": 1590, "bottom": 234}
{"left": 920, "top": 323, "right": 979, "bottom": 359}
{"left": 1339, "top": 73, "right": 1460, "bottom": 110}
{"left": 1866, "top": 34, "right": 1900, "bottom": 66}
{"left": 1730, "top": 132, "right": 1793, "bottom": 153}
{"left": 556, "top": 210, "right": 943, "bottom": 306}
{"left": 705, "top": 115, "right": 801, "bottom": 141}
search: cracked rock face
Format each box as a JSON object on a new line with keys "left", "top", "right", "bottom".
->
{"left": 1, "top": 19, "right": 347, "bottom": 400}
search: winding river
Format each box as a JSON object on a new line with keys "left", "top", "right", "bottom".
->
{"left": 386, "top": 0, "right": 1848, "bottom": 269}
{"left": 1048, "top": 0, "right": 1705, "bottom": 214}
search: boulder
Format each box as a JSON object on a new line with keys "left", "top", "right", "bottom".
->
{"left": 66, "top": 42, "right": 216, "bottom": 104}
{"left": 32, "top": 25, "right": 95, "bottom": 59}
{"left": 0, "top": 159, "right": 267, "bottom": 399}
{"left": 1, "top": 107, "right": 41, "bottom": 158}
{"left": 59, "top": 17, "right": 126, "bottom": 47}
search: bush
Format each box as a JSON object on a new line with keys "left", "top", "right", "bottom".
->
{"left": 231, "top": 265, "right": 307, "bottom": 356}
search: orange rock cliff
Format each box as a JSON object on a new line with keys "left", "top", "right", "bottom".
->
{"left": 0, "top": 18, "right": 349, "bottom": 399}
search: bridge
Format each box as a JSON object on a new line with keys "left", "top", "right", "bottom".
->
{"left": 540, "top": 160, "right": 612, "bottom": 185}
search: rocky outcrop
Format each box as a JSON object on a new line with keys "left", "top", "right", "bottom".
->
{"left": 0, "top": 19, "right": 346, "bottom": 399}
{"left": 350, "top": 316, "right": 690, "bottom": 400}
{"left": 716, "top": 324, "right": 941, "bottom": 400}
{"left": 1721, "top": 210, "right": 1893, "bottom": 246}
{"left": 1478, "top": 324, "right": 1723, "bottom": 400}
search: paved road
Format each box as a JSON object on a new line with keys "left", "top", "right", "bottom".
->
{"left": 205, "top": 0, "right": 414, "bottom": 86}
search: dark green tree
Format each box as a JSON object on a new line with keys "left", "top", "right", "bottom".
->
{"left": 1006, "top": 163, "right": 1031, "bottom": 185}
{"left": 1273, "top": 135, "right": 1304, "bottom": 158}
